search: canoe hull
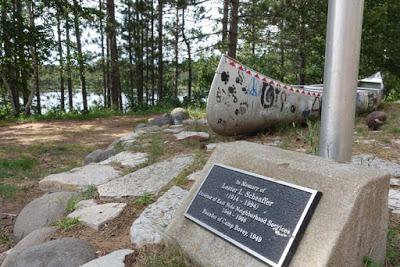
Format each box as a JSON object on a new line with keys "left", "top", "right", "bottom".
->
{"left": 206, "top": 55, "right": 383, "bottom": 136}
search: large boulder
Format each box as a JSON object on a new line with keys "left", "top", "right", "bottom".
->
{"left": 84, "top": 147, "right": 115, "bottom": 165}
{"left": 148, "top": 113, "right": 172, "bottom": 127}
{"left": 1, "top": 238, "right": 96, "bottom": 267}
{"left": 170, "top": 108, "right": 189, "bottom": 125}
{"left": 366, "top": 111, "right": 387, "bottom": 130}
{"left": 2, "top": 227, "right": 56, "bottom": 265}
{"left": 13, "top": 192, "right": 75, "bottom": 240}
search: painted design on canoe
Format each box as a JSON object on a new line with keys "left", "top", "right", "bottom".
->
{"left": 206, "top": 55, "right": 384, "bottom": 136}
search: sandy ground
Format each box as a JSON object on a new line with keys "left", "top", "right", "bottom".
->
{"left": 0, "top": 116, "right": 145, "bottom": 147}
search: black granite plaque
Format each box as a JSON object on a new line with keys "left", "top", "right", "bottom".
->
{"left": 185, "top": 164, "right": 322, "bottom": 267}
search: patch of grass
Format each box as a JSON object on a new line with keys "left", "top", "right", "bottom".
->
{"left": 52, "top": 217, "right": 80, "bottom": 231}
{"left": 386, "top": 228, "right": 400, "bottom": 266}
{"left": 0, "top": 183, "right": 19, "bottom": 199}
{"left": 0, "top": 232, "right": 12, "bottom": 246}
{"left": 81, "top": 185, "right": 98, "bottom": 199}
{"left": 174, "top": 151, "right": 208, "bottom": 186}
{"left": 134, "top": 244, "right": 194, "bottom": 267}
{"left": 148, "top": 133, "right": 164, "bottom": 163}
{"left": 187, "top": 106, "right": 206, "bottom": 120}
{"left": 363, "top": 256, "right": 381, "bottom": 267}
{"left": 0, "top": 143, "right": 93, "bottom": 181}
{"left": 296, "top": 120, "right": 320, "bottom": 154}
{"left": 133, "top": 192, "right": 155, "bottom": 206}
{"left": 65, "top": 196, "right": 81, "bottom": 213}
{"left": 0, "top": 157, "right": 38, "bottom": 179}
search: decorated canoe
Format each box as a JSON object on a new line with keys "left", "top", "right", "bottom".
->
{"left": 206, "top": 55, "right": 384, "bottom": 136}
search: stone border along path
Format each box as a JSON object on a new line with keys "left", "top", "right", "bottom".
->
{"left": 3, "top": 112, "right": 212, "bottom": 267}
{"left": 97, "top": 155, "right": 194, "bottom": 198}
{"left": 8, "top": 109, "right": 400, "bottom": 267}
{"left": 130, "top": 186, "right": 188, "bottom": 246}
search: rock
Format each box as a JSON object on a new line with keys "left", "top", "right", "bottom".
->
{"left": 265, "top": 138, "right": 282, "bottom": 147}
{"left": 2, "top": 227, "right": 56, "bottom": 264}
{"left": 148, "top": 113, "right": 172, "bottom": 127}
{"left": 67, "top": 203, "right": 127, "bottom": 231}
{"left": 163, "top": 127, "right": 184, "bottom": 134}
{"left": 84, "top": 147, "right": 115, "bottom": 165}
{"left": 170, "top": 108, "right": 189, "bottom": 125}
{"left": 389, "top": 189, "right": 400, "bottom": 214}
{"left": 174, "top": 131, "right": 210, "bottom": 141}
{"left": 366, "top": 111, "right": 387, "bottom": 130}
{"left": 391, "top": 178, "right": 400, "bottom": 186}
{"left": 130, "top": 186, "right": 188, "bottom": 246}
{"left": 99, "top": 152, "right": 148, "bottom": 168}
{"left": 134, "top": 123, "right": 147, "bottom": 131}
{"left": 13, "top": 192, "right": 75, "bottom": 240}
{"left": 352, "top": 154, "right": 400, "bottom": 177}
{"left": 183, "top": 118, "right": 207, "bottom": 126}
{"left": 98, "top": 155, "right": 193, "bottom": 198}
{"left": 187, "top": 171, "right": 202, "bottom": 181}
{"left": 81, "top": 249, "right": 134, "bottom": 267}
{"left": 206, "top": 143, "right": 217, "bottom": 151}
{"left": 39, "top": 164, "right": 121, "bottom": 192}
{"left": 196, "top": 118, "right": 208, "bottom": 125}
{"left": 75, "top": 199, "right": 97, "bottom": 210}
{"left": 167, "top": 141, "right": 389, "bottom": 267}
{"left": 1, "top": 238, "right": 96, "bottom": 267}
{"left": 0, "top": 252, "right": 6, "bottom": 265}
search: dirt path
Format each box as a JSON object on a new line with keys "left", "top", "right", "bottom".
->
{"left": 0, "top": 116, "right": 146, "bottom": 148}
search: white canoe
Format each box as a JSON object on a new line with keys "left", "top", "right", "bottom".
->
{"left": 206, "top": 55, "right": 384, "bottom": 136}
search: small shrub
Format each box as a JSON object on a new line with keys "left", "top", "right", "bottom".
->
{"left": 81, "top": 185, "right": 98, "bottom": 199}
{"left": 133, "top": 192, "right": 155, "bottom": 206}
{"left": 65, "top": 196, "right": 80, "bottom": 213}
{"left": 52, "top": 217, "right": 80, "bottom": 231}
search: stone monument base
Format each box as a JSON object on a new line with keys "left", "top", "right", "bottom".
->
{"left": 166, "top": 141, "right": 389, "bottom": 267}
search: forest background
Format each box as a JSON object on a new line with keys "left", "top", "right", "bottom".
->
{"left": 0, "top": 0, "right": 399, "bottom": 117}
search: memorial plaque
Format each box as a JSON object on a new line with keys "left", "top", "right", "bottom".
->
{"left": 185, "top": 164, "right": 322, "bottom": 267}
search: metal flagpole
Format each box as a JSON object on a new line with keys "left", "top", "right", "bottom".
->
{"left": 319, "top": 0, "right": 365, "bottom": 163}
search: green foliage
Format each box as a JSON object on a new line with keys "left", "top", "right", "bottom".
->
{"left": 0, "top": 183, "right": 19, "bottom": 199}
{"left": 133, "top": 192, "right": 155, "bottom": 206}
{"left": 0, "top": 157, "right": 38, "bottom": 179}
{"left": 296, "top": 120, "right": 320, "bottom": 155}
{"left": 141, "top": 246, "right": 192, "bottom": 267}
{"left": 386, "top": 228, "right": 400, "bottom": 266}
{"left": 363, "top": 256, "right": 381, "bottom": 267}
{"left": 65, "top": 196, "right": 80, "bottom": 213}
{"left": 187, "top": 106, "right": 206, "bottom": 120}
{"left": 0, "top": 232, "right": 12, "bottom": 246}
{"left": 81, "top": 185, "right": 98, "bottom": 199}
{"left": 52, "top": 217, "right": 80, "bottom": 231}
{"left": 148, "top": 133, "right": 164, "bottom": 163}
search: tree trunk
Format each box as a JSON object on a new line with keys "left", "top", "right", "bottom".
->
{"left": 157, "top": 0, "right": 163, "bottom": 100}
{"left": 222, "top": 0, "right": 229, "bottom": 49}
{"left": 25, "top": 0, "right": 39, "bottom": 116}
{"left": 65, "top": 14, "right": 73, "bottom": 111}
{"left": 73, "top": 0, "right": 88, "bottom": 112}
{"left": 298, "top": 16, "right": 306, "bottom": 85}
{"left": 106, "top": 0, "right": 121, "bottom": 110}
{"left": 127, "top": 1, "right": 135, "bottom": 107}
{"left": 56, "top": 14, "right": 65, "bottom": 111}
{"left": 106, "top": 30, "right": 111, "bottom": 108}
{"left": 150, "top": 0, "right": 155, "bottom": 105}
{"left": 99, "top": 0, "right": 107, "bottom": 108}
{"left": 2, "top": 0, "right": 20, "bottom": 115}
{"left": 174, "top": 5, "right": 179, "bottom": 99}
{"left": 228, "top": 0, "right": 239, "bottom": 58}
{"left": 181, "top": 8, "right": 192, "bottom": 101}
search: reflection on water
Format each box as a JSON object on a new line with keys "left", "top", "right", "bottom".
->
{"left": 31, "top": 91, "right": 130, "bottom": 113}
